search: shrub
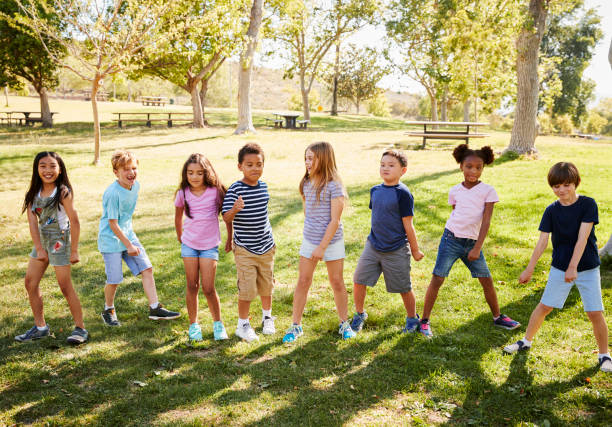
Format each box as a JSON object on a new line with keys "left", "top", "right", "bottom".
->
{"left": 553, "top": 114, "right": 573, "bottom": 135}
{"left": 367, "top": 92, "right": 390, "bottom": 117}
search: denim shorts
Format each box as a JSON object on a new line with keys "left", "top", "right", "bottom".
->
{"left": 299, "top": 239, "right": 345, "bottom": 261}
{"left": 101, "top": 240, "right": 153, "bottom": 285}
{"left": 432, "top": 229, "right": 491, "bottom": 278}
{"left": 541, "top": 266, "right": 603, "bottom": 312}
{"left": 181, "top": 243, "right": 219, "bottom": 260}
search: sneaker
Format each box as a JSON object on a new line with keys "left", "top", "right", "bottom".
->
{"left": 101, "top": 308, "right": 120, "bottom": 327}
{"left": 236, "top": 322, "right": 259, "bottom": 342}
{"left": 15, "top": 325, "right": 50, "bottom": 342}
{"left": 599, "top": 355, "right": 612, "bottom": 373}
{"left": 66, "top": 327, "right": 88, "bottom": 344}
{"left": 213, "top": 321, "right": 228, "bottom": 340}
{"left": 149, "top": 304, "right": 180, "bottom": 320}
{"left": 503, "top": 340, "right": 531, "bottom": 354}
{"left": 338, "top": 321, "right": 356, "bottom": 340}
{"left": 262, "top": 316, "right": 276, "bottom": 335}
{"left": 494, "top": 314, "right": 521, "bottom": 330}
{"left": 402, "top": 315, "right": 420, "bottom": 333}
{"left": 282, "top": 324, "right": 303, "bottom": 343}
{"left": 350, "top": 311, "right": 368, "bottom": 333}
{"left": 419, "top": 319, "right": 433, "bottom": 338}
{"left": 188, "top": 323, "right": 203, "bottom": 341}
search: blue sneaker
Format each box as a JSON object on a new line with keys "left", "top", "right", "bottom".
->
{"left": 213, "top": 321, "right": 228, "bottom": 340}
{"left": 402, "top": 315, "right": 420, "bottom": 333}
{"left": 350, "top": 311, "right": 368, "bottom": 332}
{"left": 419, "top": 319, "right": 433, "bottom": 338}
{"left": 494, "top": 314, "right": 520, "bottom": 330}
{"left": 282, "top": 324, "right": 303, "bottom": 343}
{"left": 339, "top": 321, "right": 356, "bottom": 340}
{"left": 15, "top": 325, "right": 50, "bottom": 342}
{"left": 188, "top": 323, "right": 202, "bottom": 341}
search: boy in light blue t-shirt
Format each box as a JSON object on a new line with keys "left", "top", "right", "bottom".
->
{"left": 98, "top": 150, "right": 180, "bottom": 326}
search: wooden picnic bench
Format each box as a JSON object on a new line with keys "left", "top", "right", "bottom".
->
{"left": 405, "top": 121, "right": 489, "bottom": 148}
{"left": 140, "top": 96, "right": 168, "bottom": 107}
{"left": 265, "top": 117, "right": 284, "bottom": 128}
{"left": 112, "top": 112, "right": 192, "bottom": 128}
{"left": 297, "top": 119, "right": 310, "bottom": 129}
{"left": 0, "top": 111, "right": 58, "bottom": 127}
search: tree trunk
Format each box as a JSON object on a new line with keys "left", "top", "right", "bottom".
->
{"left": 430, "top": 95, "right": 438, "bottom": 122}
{"left": 128, "top": 80, "right": 132, "bottom": 102}
{"left": 37, "top": 86, "right": 53, "bottom": 128}
{"left": 300, "top": 73, "right": 311, "bottom": 121}
{"left": 235, "top": 0, "right": 263, "bottom": 135}
{"left": 199, "top": 80, "right": 209, "bottom": 126}
{"left": 463, "top": 100, "right": 470, "bottom": 121}
{"left": 506, "top": 0, "right": 548, "bottom": 155}
{"left": 189, "top": 81, "right": 205, "bottom": 128}
{"left": 355, "top": 101, "right": 359, "bottom": 115}
{"left": 331, "top": 39, "right": 340, "bottom": 116}
{"left": 3, "top": 86, "right": 8, "bottom": 107}
{"left": 601, "top": 234, "right": 612, "bottom": 257}
{"left": 91, "top": 77, "right": 102, "bottom": 165}
{"left": 608, "top": 37, "right": 612, "bottom": 70}
{"left": 440, "top": 89, "right": 448, "bottom": 122}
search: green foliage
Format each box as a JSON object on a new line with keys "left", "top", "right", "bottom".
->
{"left": 287, "top": 88, "right": 320, "bottom": 111}
{"left": 537, "top": 112, "right": 555, "bottom": 134}
{"left": 592, "top": 98, "right": 612, "bottom": 136}
{"left": 366, "top": 92, "right": 390, "bottom": 117}
{"left": 553, "top": 114, "right": 573, "bottom": 135}
{"left": 582, "top": 111, "right": 606, "bottom": 135}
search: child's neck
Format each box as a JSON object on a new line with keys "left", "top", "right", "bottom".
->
{"left": 461, "top": 180, "right": 480, "bottom": 189}
{"left": 241, "top": 177, "right": 258, "bottom": 186}
{"left": 190, "top": 184, "right": 206, "bottom": 196}
{"left": 40, "top": 182, "right": 57, "bottom": 197}
{"left": 558, "top": 193, "right": 578, "bottom": 206}
{"left": 383, "top": 178, "right": 400, "bottom": 186}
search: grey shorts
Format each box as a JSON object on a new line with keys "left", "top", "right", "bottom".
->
{"left": 30, "top": 227, "right": 71, "bottom": 267}
{"left": 101, "top": 240, "right": 152, "bottom": 285}
{"left": 353, "top": 240, "right": 412, "bottom": 293}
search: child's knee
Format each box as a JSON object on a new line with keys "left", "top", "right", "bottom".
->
{"left": 186, "top": 280, "right": 200, "bottom": 291}
{"left": 537, "top": 303, "right": 554, "bottom": 315}
{"left": 24, "top": 276, "right": 39, "bottom": 292}
{"left": 329, "top": 277, "right": 346, "bottom": 292}
{"left": 201, "top": 284, "right": 216, "bottom": 297}
{"left": 586, "top": 310, "right": 605, "bottom": 322}
{"left": 141, "top": 267, "right": 153, "bottom": 276}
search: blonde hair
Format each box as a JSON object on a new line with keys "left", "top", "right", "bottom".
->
{"left": 299, "top": 141, "right": 346, "bottom": 202}
{"left": 111, "top": 150, "right": 138, "bottom": 171}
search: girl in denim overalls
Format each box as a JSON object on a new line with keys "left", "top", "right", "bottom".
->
{"left": 15, "top": 152, "right": 88, "bottom": 344}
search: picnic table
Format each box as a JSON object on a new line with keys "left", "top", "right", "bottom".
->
{"left": 265, "top": 112, "right": 309, "bottom": 129}
{"left": 0, "top": 111, "right": 58, "bottom": 127}
{"left": 405, "top": 121, "right": 489, "bottom": 148}
{"left": 140, "top": 96, "right": 168, "bottom": 107}
{"left": 112, "top": 112, "right": 192, "bottom": 128}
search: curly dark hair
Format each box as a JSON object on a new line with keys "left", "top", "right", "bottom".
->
{"left": 452, "top": 144, "right": 494, "bottom": 165}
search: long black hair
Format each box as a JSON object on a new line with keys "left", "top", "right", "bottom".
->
{"left": 22, "top": 151, "right": 73, "bottom": 214}
{"left": 175, "top": 153, "right": 226, "bottom": 219}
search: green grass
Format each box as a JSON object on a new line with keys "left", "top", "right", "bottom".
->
{"left": 0, "top": 98, "right": 611, "bottom": 425}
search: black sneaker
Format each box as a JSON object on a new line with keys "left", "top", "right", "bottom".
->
{"left": 101, "top": 308, "right": 121, "bottom": 326}
{"left": 66, "top": 327, "right": 89, "bottom": 344}
{"left": 149, "top": 303, "right": 180, "bottom": 320}
{"left": 15, "top": 325, "right": 50, "bottom": 342}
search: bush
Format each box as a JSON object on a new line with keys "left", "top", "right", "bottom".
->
{"left": 367, "top": 92, "right": 390, "bottom": 117}
{"left": 390, "top": 102, "right": 410, "bottom": 117}
{"left": 583, "top": 111, "right": 606, "bottom": 134}
{"left": 553, "top": 114, "right": 573, "bottom": 135}
{"left": 537, "top": 113, "right": 555, "bottom": 134}
{"left": 288, "top": 89, "right": 320, "bottom": 112}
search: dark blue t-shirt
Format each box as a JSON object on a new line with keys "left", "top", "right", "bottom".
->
{"left": 538, "top": 195, "right": 600, "bottom": 272}
{"left": 367, "top": 183, "right": 414, "bottom": 252}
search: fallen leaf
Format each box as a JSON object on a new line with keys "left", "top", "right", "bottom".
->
{"left": 133, "top": 380, "right": 147, "bottom": 387}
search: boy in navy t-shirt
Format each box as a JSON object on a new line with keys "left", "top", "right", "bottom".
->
{"left": 504, "top": 162, "right": 610, "bottom": 372}
{"left": 351, "top": 149, "right": 424, "bottom": 333}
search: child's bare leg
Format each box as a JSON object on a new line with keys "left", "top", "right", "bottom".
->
{"left": 291, "top": 256, "right": 317, "bottom": 324}
{"left": 478, "top": 276, "right": 500, "bottom": 318}
{"left": 238, "top": 299, "right": 251, "bottom": 319}
{"left": 260, "top": 295, "right": 271, "bottom": 311}
{"left": 422, "top": 274, "right": 445, "bottom": 319}
{"left": 183, "top": 257, "right": 200, "bottom": 324}
{"left": 54, "top": 265, "right": 84, "bottom": 329}
{"left": 353, "top": 283, "right": 367, "bottom": 313}
{"left": 141, "top": 268, "right": 159, "bottom": 305}
{"left": 400, "top": 290, "right": 416, "bottom": 318}
{"left": 586, "top": 311, "right": 609, "bottom": 354}
{"left": 326, "top": 259, "right": 348, "bottom": 322}
{"left": 25, "top": 258, "right": 48, "bottom": 327}
{"left": 524, "top": 303, "right": 553, "bottom": 341}
{"left": 199, "top": 258, "right": 221, "bottom": 322}
{"left": 104, "top": 284, "right": 118, "bottom": 307}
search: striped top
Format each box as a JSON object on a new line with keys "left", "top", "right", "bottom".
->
{"left": 222, "top": 180, "right": 274, "bottom": 254}
{"left": 302, "top": 180, "right": 344, "bottom": 245}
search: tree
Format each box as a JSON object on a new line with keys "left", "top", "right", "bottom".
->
{"left": 235, "top": 0, "right": 264, "bottom": 135}
{"left": 601, "top": 39, "right": 612, "bottom": 258}
{"left": 540, "top": 2, "right": 602, "bottom": 125}
{"left": 323, "top": 44, "right": 387, "bottom": 114}
{"left": 0, "top": 0, "right": 64, "bottom": 127}
{"left": 275, "top": 0, "right": 378, "bottom": 121}
{"left": 133, "top": 0, "right": 244, "bottom": 128}
{"left": 16, "top": 0, "right": 175, "bottom": 164}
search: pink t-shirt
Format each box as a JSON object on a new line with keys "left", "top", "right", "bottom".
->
{"left": 444, "top": 182, "right": 499, "bottom": 240}
{"left": 175, "top": 187, "right": 221, "bottom": 250}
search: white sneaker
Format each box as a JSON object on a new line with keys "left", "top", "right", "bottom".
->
{"left": 236, "top": 322, "right": 259, "bottom": 342}
{"left": 262, "top": 316, "right": 276, "bottom": 335}
{"left": 600, "top": 356, "right": 612, "bottom": 372}
{"left": 503, "top": 340, "right": 530, "bottom": 354}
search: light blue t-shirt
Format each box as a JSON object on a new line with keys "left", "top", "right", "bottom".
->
{"left": 98, "top": 180, "right": 140, "bottom": 253}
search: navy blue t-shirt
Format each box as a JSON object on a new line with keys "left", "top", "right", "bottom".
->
{"left": 538, "top": 195, "right": 600, "bottom": 272}
{"left": 367, "top": 183, "right": 414, "bottom": 252}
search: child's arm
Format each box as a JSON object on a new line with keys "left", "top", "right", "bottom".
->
{"left": 224, "top": 220, "right": 233, "bottom": 252}
{"left": 519, "top": 231, "right": 549, "bottom": 283}
{"left": 108, "top": 220, "right": 139, "bottom": 256}
{"left": 311, "top": 196, "right": 343, "bottom": 261}
{"left": 222, "top": 195, "right": 244, "bottom": 224}
{"left": 174, "top": 206, "right": 183, "bottom": 243}
{"left": 27, "top": 206, "right": 48, "bottom": 263}
{"left": 60, "top": 189, "right": 80, "bottom": 264}
{"left": 467, "top": 202, "right": 495, "bottom": 261}
{"left": 402, "top": 216, "right": 424, "bottom": 261}
{"left": 565, "top": 222, "right": 594, "bottom": 283}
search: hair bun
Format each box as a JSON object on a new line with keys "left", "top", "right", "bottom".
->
{"left": 452, "top": 144, "right": 470, "bottom": 163}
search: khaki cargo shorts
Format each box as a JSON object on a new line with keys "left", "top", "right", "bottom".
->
{"left": 234, "top": 245, "right": 275, "bottom": 301}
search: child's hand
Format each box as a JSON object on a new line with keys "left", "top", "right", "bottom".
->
{"left": 467, "top": 248, "right": 480, "bottom": 261}
{"left": 127, "top": 243, "right": 140, "bottom": 257}
{"left": 70, "top": 250, "right": 80, "bottom": 264}
{"left": 412, "top": 250, "right": 424, "bottom": 261}
{"left": 233, "top": 196, "right": 245, "bottom": 213}
{"left": 36, "top": 248, "right": 48, "bottom": 263}
{"left": 565, "top": 266, "right": 577, "bottom": 283}
{"left": 311, "top": 245, "right": 325, "bottom": 261}
{"left": 518, "top": 269, "right": 532, "bottom": 284}
{"left": 225, "top": 239, "right": 233, "bottom": 253}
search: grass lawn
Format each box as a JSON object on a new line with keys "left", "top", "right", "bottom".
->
{"left": 1, "top": 97, "right": 611, "bottom": 426}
